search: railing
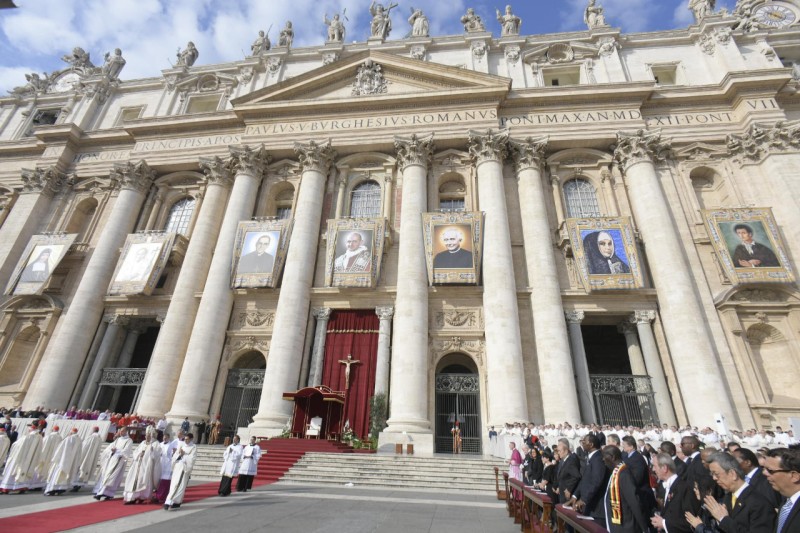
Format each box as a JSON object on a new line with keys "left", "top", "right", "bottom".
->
{"left": 590, "top": 374, "right": 658, "bottom": 427}
{"left": 99, "top": 367, "right": 146, "bottom": 386}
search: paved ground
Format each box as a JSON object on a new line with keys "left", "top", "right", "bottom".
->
{"left": 0, "top": 482, "right": 519, "bottom": 533}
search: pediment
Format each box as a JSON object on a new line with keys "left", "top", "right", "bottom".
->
{"left": 673, "top": 142, "right": 728, "bottom": 159}
{"left": 231, "top": 50, "right": 510, "bottom": 112}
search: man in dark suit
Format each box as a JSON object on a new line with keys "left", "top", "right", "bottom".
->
{"left": 601, "top": 445, "right": 648, "bottom": 533}
{"left": 734, "top": 447, "right": 782, "bottom": 510}
{"left": 764, "top": 447, "right": 800, "bottom": 533}
{"left": 651, "top": 452, "right": 700, "bottom": 533}
{"left": 622, "top": 436, "right": 656, "bottom": 518}
{"left": 704, "top": 451, "right": 775, "bottom": 533}
{"left": 555, "top": 438, "right": 581, "bottom": 504}
{"left": 568, "top": 433, "right": 609, "bottom": 526}
{"left": 661, "top": 441, "right": 687, "bottom": 479}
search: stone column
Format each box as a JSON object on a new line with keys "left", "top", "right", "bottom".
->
{"left": 250, "top": 140, "right": 335, "bottom": 432}
{"left": 334, "top": 172, "right": 347, "bottom": 219}
{"left": 167, "top": 146, "right": 270, "bottom": 422}
{"left": 613, "top": 130, "right": 734, "bottom": 426}
{"left": 565, "top": 310, "right": 596, "bottom": 423}
{"left": 509, "top": 136, "right": 580, "bottom": 423}
{"left": 136, "top": 155, "right": 235, "bottom": 418}
{"left": 374, "top": 306, "right": 394, "bottom": 396}
{"left": 549, "top": 175, "right": 566, "bottom": 226}
{"left": 631, "top": 310, "right": 677, "bottom": 426}
{"left": 78, "top": 315, "right": 128, "bottom": 409}
{"left": 109, "top": 325, "right": 143, "bottom": 408}
{"left": 24, "top": 161, "right": 154, "bottom": 410}
{"left": 0, "top": 167, "right": 64, "bottom": 289}
{"left": 69, "top": 319, "right": 109, "bottom": 407}
{"left": 307, "top": 307, "right": 332, "bottom": 387}
{"left": 617, "top": 322, "right": 647, "bottom": 376}
{"left": 469, "top": 129, "right": 528, "bottom": 425}
{"left": 383, "top": 133, "right": 434, "bottom": 439}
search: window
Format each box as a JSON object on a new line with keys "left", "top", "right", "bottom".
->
{"left": 274, "top": 187, "right": 294, "bottom": 219}
{"left": 164, "top": 197, "right": 195, "bottom": 235}
{"left": 276, "top": 207, "right": 292, "bottom": 220}
{"left": 440, "top": 198, "right": 465, "bottom": 211}
{"left": 564, "top": 178, "right": 601, "bottom": 218}
{"left": 350, "top": 181, "right": 381, "bottom": 218}
{"left": 25, "top": 109, "right": 59, "bottom": 136}
{"left": 543, "top": 66, "right": 580, "bottom": 87}
{"left": 651, "top": 65, "right": 678, "bottom": 86}
{"left": 185, "top": 94, "right": 221, "bottom": 114}
{"left": 115, "top": 106, "right": 144, "bottom": 126}
{"left": 439, "top": 177, "right": 466, "bottom": 211}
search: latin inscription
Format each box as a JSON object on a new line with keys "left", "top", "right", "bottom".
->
{"left": 73, "top": 150, "right": 130, "bottom": 164}
{"left": 132, "top": 134, "right": 241, "bottom": 153}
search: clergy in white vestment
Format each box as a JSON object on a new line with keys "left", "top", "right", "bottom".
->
{"left": 30, "top": 426, "right": 62, "bottom": 490}
{"left": 123, "top": 426, "right": 162, "bottom": 504}
{"left": 156, "top": 433, "right": 180, "bottom": 503}
{"left": 0, "top": 428, "right": 10, "bottom": 465}
{"left": 164, "top": 433, "right": 197, "bottom": 510}
{"left": 93, "top": 426, "right": 133, "bottom": 500}
{"left": 0, "top": 425, "right": 43, "bottom": 493}
{"left": 44, "top": 429, "right": 83, "bottom": 495}
{"left": 218, "top": 435, "right": 243, "bottom": 496}
{"left": 236, "top": 436, "right": 262, "bottom": 492}
{"left": 72, "top": 426, "right": 103, "bottom": 491}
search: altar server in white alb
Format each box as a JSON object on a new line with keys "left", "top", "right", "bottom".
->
{"left": 123, "top": 426, "right": 162, "bottom": 504}
{"left": 31, "top": 425, "right": 62, "bottom": 490}
{"left": 156, "top": 432, "right": 180, "bottom": 503}
{"left": 72, "top": 426, "right": 103, "bottom": 491}
{"left": 218, "top": 435, "right": 243, "bottom": 496}
{"left": 236, "top": 436, "right": 262, "bottom": 492}
{"left": 164, "top": 432, "right": 197, "bottom": 510}
{"left": 44, "top": 428, "right": 83, "bottom": 495}
{"left": 0, "top": 424, "right": 43, "bottom": 493}
{"left": 94, "top": 426, "right": 133, "bottom": 500}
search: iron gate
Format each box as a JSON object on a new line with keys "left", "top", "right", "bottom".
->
{"left": 590, "top": 374, "right": 658, "bottom": 427}
{"left": 219, "top": 369, "right": 264, "bottom": 440}
{"left": 435, "top": 373, "right": 482, "bottom": 454}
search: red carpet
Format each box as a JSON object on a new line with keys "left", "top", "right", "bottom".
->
{"left": 3, "top": 438, "right": 356, "bottom": 532}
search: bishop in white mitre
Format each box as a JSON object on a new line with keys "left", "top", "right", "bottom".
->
{"left": 44, "top": 428, "right": 83, "bottom": 495}
{"left": 0, "top": 424, "right": 43, "bottom": 493}
{"left": 72, "top": 426, "right": 103, "bottom": 491}
{"left": 31, "top": 425, "right": 62, "bottom": 490}
{"left": 94, "top": 426, "right": 133, "bottom": 500}
{"left": 164, "top": 433, "right": 197, "bottom": 510}
{"left": 218, "top": 435, "right": 243, "bottom": 496}
{"left": 123, "top": 426, "right": 162, "bottom": 504}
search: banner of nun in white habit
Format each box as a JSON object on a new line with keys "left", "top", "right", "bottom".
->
{"left": 5, "top": 233, "right": 77, "bottom": 295}
{"left": 566, "top": 217, "right": 645, "bottom": 291}
{"left": 230, "top": 219, "right": 292, "bottom": 289}
{"left": 108, "top": 233, "right": 176, "bottom": 296}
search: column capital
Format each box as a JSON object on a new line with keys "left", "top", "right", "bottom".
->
{"left": 111, "top": 160, "right": 155, "bottom": 194}
{"left": 312, "top": 307, "right": 332, "bottom": 321}
{"left": 20, "top": 166, "right": 65, "bottom": 196}
{"left": 376, "top": 306, "right": 394, "bottom": 320}
{"left": 630, "top": 310, "right": 656, "bottom": 325}
{"left": 294, "top": 139, "right": 336, "bottom": 174}
{"left": 199, "top": 155, "right": 235, "bottom": 187}
{"left": 612, "top": 129, "right": 672, "bottom": 172}
{"left": 394, "top": 133, "right": 435, "bottom": 171}
{"left": 230, "top": 144, "right": 271, "bottom": 178}
{"left": 617, "top": 321, "right": 637, "bottom": 336}
{"left": 565, "top": 310, "right": 585, "bottom": 324}
{"left": 508, "top": 136, "right": 548, "bottom": 173}
{"left": 468, "top": 128, "right": 509, "bottom": 166}
{"left": 106, "top": 314, "right": 130, "bottom": 326}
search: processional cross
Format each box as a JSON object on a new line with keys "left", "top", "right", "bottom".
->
{"left": 338, "top": 354, "right": 362, "bottom": 390}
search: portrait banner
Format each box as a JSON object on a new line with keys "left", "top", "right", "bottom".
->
{"left": 567, "top": 217, "right": 644, "bottom": 291}
{"left": 6, "top": 233, "right": 77, "bottom": 295}
{"left": 108, "top": 232, "right": 176, "bottom": 295}
{"left": 231, "top": 219, "right": 292, "bottom": 288}
{"left": 423, "top": 212, "right": 484, "bottom": 285}
{"left": 324, "top": 218, "right": 386, "bottom": 288}
{"left": 701, "top": 207, "right": 795, "bottom": 285}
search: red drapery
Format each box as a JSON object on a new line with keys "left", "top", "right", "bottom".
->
{"left": 321, "top": 310, "right": 379, "bottom": 439}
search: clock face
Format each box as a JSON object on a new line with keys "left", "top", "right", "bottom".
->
{"left": 753, "top": 3, "right": 797, "bottom": 28}
{"left": 51, "top": 72, "right": 81, "bottom": 93}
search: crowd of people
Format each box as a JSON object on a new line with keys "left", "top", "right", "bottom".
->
{"left": 499, "top": 422, "right": 799, "bottom": 533}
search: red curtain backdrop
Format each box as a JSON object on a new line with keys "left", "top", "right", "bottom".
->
{"left": 321, "top": 310, "right": 379, "bottom": 439}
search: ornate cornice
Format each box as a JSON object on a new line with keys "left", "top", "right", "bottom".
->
{"left": 468, "top": 129, "right": 509, "bottom": 165}
{"left": 565, "top": 310, "right": 584, "bottom": 324}
{"left": 630, "top": 310, "right": 655, "bottom": 325}
{"left": 199, "top": 155, "right": 235, "bottom": 187}
{"left": 375, "top": 306, "right": 394, "bottom": 320}
{"left": 394, "top": 133, "right": 434, "bottom": 171}
{"left": 726, "top": 121, "right": 800, "bottom": 163}
{"left": 508, "top": 136, "right": 548, "bottom": 173}
{"left": 612, "top": 129, "right": 672, "bottom": 172}
{"left": 111, "top": 160, "right": 154, "bottom": 194}
{"left": 294, "top": 140, "right": 336, "bottom": 174}
{"left": 20, "top": 166, "right": 65, "bottom": 196}
{"left": 313, "top": 307, "right": 332, "bottom": 321}
{"left": 230, "top": 144, "right": 271, "bottom": 178}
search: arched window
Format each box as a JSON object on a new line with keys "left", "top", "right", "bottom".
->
{"left": 274, "top": 187, "right": 294, "bottom": 220}
{"left": 563, "top": 178, "right": 601, "bottom": 218}
{"left": 350, "top": 180, "right": 381, "bottom": 218}
{"left": 65, "top": 197, "right": 98, "bottom": 242}
{"left": 439, "top": 177, "right": 466, "bottom": 211}
{"left": 164, "top": 197, "right": 195, "bottom": 235}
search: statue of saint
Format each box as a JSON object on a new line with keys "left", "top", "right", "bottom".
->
{"left": 496, "top": 5, "right": 521, "bottom": 36}
{"left": 584, "top": 0, "right": 607, "bottom": 29}
{"left": 460, "top": 7, "right": 485, "bottom": 32}
{"left": 689, "top": 0, "right": 715, "bottom": 22}
{"left": 176, "top": 41, "right": 199, "bottom": 67}
{"left": 324, "top": 12, "right": 346, "bottom": 42}
{"left": 61, "top": 47, "right": 95, "bottom": 70}
{"left": 408, "top": 8, "right": 429, "bottom": 37}
{"left": 9, "top": 73, "right": 49, "bottom": 96}
{"left": 369, "top": 1, "right": 397, "bottom": 39}
{"left": 278, "top": 21, "right": 294, "bottom": 47}
{"left": 250, "top": 30, "right": 271, "bottom": 56}
{"left": 101, "top": 48, "right": 126, "bottom": 79}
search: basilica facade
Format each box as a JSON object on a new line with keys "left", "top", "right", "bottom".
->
{"left": 1, "top": 1, "right": 799, "bottom": 454}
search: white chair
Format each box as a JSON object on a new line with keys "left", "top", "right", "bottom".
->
{"left": 306, "top": 416, "right": 322, "bottom": 439}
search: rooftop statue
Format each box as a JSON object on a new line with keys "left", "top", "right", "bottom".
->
{"left": 61, "top": 47, "right": 95, "bottom": 70}
{"left": 496, "top": 5, "right": 521, "bottom": 36}
{"left": 461, "top": 7, "right": 486, "bottom": 32}
{"left": 408, "top": 7, "right": 429, "bottom": 38}
{"left": 9, "top": 72, "right": 50, "bottom": 97}
{"left": 278, "top": 21, "right": 294, "bottom": 47}
{"left": 584, "top": 0, "right": 608, "bottom": 29}
{"left": 176, "top": 41, "right": 199, "bottom": 67}
{"left": 689, "top": 0, "right": 715, "bottom": 23}
{"left": 324, "top": 11, "right": 346, "bottom": 43}
{"left": 250, "top": 29, "right": 271, "bottom": 56}
{"left": 101, "top": 48, "right": 126, "bottom": 79}
{"left": 370, "top": 1, "right": 397, "bottom": 39}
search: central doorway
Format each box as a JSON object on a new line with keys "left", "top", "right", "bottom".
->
{"left": 219, "top": 350, "right": 266, "bottom": 441}
{"left": 434, "top": 353, "right": 482, "bottom": 455}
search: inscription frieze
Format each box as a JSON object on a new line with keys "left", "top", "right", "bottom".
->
{"left": 73, "top": 150, "right": 130, "bottom": 164}
{"left": 132, "top": 134, "right": 241, "bottom": 153}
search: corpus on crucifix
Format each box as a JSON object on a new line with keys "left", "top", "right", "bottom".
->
{"left": 338, "top": 354, "right": 362, "bottom": 390}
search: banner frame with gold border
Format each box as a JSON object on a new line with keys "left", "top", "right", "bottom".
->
{"left": 324, "top": 218, "right": 387, "bottom": 288}
{"left": 5, "top": 233, "right": 78, "bottom": 295}
{"left": 230, "top": 219, "right": 293, "bottom": 289}
{"left": 108, "top": 232, "right": 176, "bottom": 296}
{"left": 423, "top": 211, "right": 484, "bottom": 286}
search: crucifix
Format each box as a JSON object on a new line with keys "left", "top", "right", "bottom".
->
{"left": 338, "top": 354, "right": 362, "bottom": 390}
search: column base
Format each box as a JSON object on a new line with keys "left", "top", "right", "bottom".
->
{"left": 378, "top": 431, "right": 434, "bottom": 456}
{"left": 247, "top": 413, "right": 291, "bottom": 437}
{"left": 384, "top": 415, "right": 431, "bottom": 434}
{"left": 165, "top": 411, "right": 208, "bottom": 430}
